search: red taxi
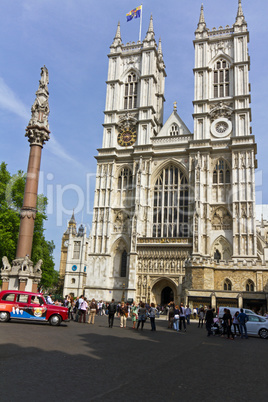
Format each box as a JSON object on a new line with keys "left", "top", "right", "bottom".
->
{"left": 0, "top": 290, "right": 69, "bottom": 326}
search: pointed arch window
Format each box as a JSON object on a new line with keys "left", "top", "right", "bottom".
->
{"left": 213, "top": 59, "right": 230, "bottom": 98}
{"left": 246, "top": 280, "right": 254, "bottom": 292}
{"left": 118, "top": 168, "right": 132, "bottom": 190}
{"left": 153, "top": 165, "right": 189, "bottom": 238}
{"left": 224, "top": 279, "right": 232, "bottom": 291}
{"left": 169, "top": 124, "right": 179, "bottom": 136}
{"left": 120, "top": 250, "right": 127, "bottom": 277}
{"left": 73, "top": 241, "right": 81, "bottom": 259}
{"left": 124, "top": 72, "right": 138, "bottom": 110}
{"left": 213, "top": 159, "right": 231, "bottom": 184}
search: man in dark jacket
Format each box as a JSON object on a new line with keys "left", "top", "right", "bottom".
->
{"left": 108, "top": 299, "right": 116, "bottom": 328}
{"left": 205, "top": 306, "right": 214, "bottom": 336}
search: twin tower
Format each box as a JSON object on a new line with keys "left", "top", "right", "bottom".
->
{"left": 62, "top": 1, "right": 268, "bottom": 313}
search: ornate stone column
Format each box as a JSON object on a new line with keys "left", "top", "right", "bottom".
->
{"left": 1, "top": 67, "right": 50, "bottom": 291}
{"left": 16, "top": 66, "right": 50, "bottom": 259}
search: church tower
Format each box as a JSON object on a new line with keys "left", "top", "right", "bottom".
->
{"left": 86, "top": 17, "right": 169, "bottom": 302}
{"left": 191, "top": 0, "right": 256, "bottom": 260}
{"left": 79, "top": 1, "right": 268, "bottom": 311}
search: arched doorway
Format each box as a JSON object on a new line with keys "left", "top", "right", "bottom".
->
{"left": 161, "top": 286, "right": 174, "bottom": 305}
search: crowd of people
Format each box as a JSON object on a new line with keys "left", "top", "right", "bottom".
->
{"left": 46, "top": 294, "right": 267, "bottom": 337}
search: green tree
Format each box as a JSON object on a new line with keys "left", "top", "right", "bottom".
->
{"left": 0, "top": 162, "right": 58, "bottom": 289}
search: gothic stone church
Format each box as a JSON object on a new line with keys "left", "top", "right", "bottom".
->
{"left": 61, "top": 1, "right": 268, "bottom": 312}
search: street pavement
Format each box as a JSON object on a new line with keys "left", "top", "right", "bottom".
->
{"left": 0, "top": 315, "right": 267, "bottom": 402}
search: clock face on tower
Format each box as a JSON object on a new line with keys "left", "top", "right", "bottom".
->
{"left": 117, "top": 127, "right": 137, "bottom": 147}
{"left": 211, "top": 117, "right": 232, "bottom": 138}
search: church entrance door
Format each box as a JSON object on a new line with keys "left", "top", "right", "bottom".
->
{"left": 161, "top": 286, "right": 174, "bottom": 305}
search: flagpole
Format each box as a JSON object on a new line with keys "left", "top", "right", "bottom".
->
{"left": 139, "top": 4, "right": 143, "bottom": 42}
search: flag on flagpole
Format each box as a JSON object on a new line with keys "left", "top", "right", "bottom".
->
{"left": 126, "top": 5, "right": 142, "bottom": 22}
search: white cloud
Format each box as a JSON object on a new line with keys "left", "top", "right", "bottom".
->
{"left": 0, "top": 77, "right": 29, "bottom": 120}
{"left": 46, "top": 134, "right": 84, "bottom": 169}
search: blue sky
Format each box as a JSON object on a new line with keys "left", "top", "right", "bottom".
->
{"left": 0, "top": 0, "right": 268, "bottom": 268}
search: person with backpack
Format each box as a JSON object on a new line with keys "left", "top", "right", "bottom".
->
{"left": 107, "top": 299, "right": 116, "bottom": 328}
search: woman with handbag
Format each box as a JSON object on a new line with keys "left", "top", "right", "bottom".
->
{"left": 131, "top": 302, "right": 138, "bottom": 329}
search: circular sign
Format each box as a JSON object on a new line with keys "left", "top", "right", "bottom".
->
{"left": 72, "top": 265, "right": 77, "bottom": 272}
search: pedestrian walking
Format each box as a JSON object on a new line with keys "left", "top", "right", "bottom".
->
{"left": 185, "top": 305, "right": 192, "bottom": 325}
{"left": 149, "top": 303, "right": 157, "bottom": 331}
{"left": 173, "top": 305, "right": 180, "bottom": 332}
{"left": 137, "top": 302, "right": 147, "bottom": 330}
{"left": 79, "top": 296, "right": 88, "bottom": 323}
{"left": 88, "top": 298, "right": 98, "bottom": 324}
{"left": 179, "top": 302, "right": 186, "bottom": 332}
{"left": 107, "top": 299, "right": 116, "bottom": 328}
{"left": 131, "top": 302, "right": 138, "bottom": 329}
{"left": 198, "top": 307, "right": 205, "bottom": 328}
{"left": 205, "top": 305, "right": 214, "bottom": 336}
{"left": 232, "top": 311, "right": 240, "bottom": 336}
{"left": 119, "top": 302, "right": 128, "bottom": 328}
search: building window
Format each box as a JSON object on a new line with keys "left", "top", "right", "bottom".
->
{"left": 71, "top": 278, "right": 76, "bottom": 284}
{"left": 124, "top": 73, "right": 138, "bottom": 110}
{"left": 246, "top": 280, "right": 254, "bottom": 292}
{"left": 224, "top": 279, "right": 232, "bottom": 291}
{"left": 120, "top": 250, "right": 127, "bottom": 277}
{"left": 169, "top": 124, "right": 179, "bottom": 136}
{"left": 73, "top": 241, "right": 81, "bottom": 259}
{"left": 213, "top": 59, "right": 230, "bottom": 98}
{"left": 118, "top": 168, "right": 132, "bottom": 190}
{"left": 213, "top": 159, "right": 231, "bottom": 184}
{"left": 153, "top": 165, "right": 189, "bottom": 238}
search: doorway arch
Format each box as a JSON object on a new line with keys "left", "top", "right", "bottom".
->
{"left": 161, "top": 286, "right": 174, "bottom": 305}
{"left": 151, "top": 277, "right": 178, "bottom": 305}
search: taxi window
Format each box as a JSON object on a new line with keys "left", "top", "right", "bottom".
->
{"left": 30, "top": 296, "right": 44, "bottom": 305}
{"left": 1, "top": 293, "right": 15, "bottom": 301}
{"left": 248, "top": 315, "right": 259, "bottom": 322}
{"left": 17, "top": 294, "right": 29, "bottom": 303}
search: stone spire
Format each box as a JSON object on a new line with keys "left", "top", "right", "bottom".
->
{"left": 26, "top": 66, "right": 50, "bottom": 146}
{"left": 144, "top": 15, "right": 155, "bottom": 44}
{"left": 67, "top": 210, "right": 77, "bottom": 235}
{"left": 235, "top": 0, "right": 246, "bottom": 26}
{"left": 110, "top": 21, "right": 122, "bottom": 50}
{"left": 158, "top": 38, "right": 163, "bottom": 59}
{"left": 196, "top": 4, "right": 207, "bottom": 33}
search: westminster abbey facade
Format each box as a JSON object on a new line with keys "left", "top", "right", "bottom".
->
{"left": 61, "top": 1, "right": 268, "bottom": 313}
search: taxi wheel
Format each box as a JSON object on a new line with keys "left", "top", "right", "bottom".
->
{"left": 259, "top": 328, "right": 268, "bottom": 339}
{"left": 49, "top": 314, "right": 62, "bottom": 326}
{"left": 0, "top": 311, "right": 10, "bottom": 322}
